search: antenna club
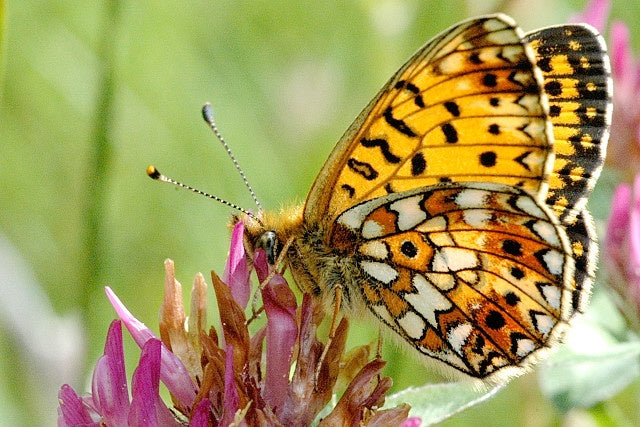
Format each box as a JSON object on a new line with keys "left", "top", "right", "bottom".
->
{"left": 202, "top": 103, "right": 214, "bottom": 125}
{"left": 146, "top": 165, "right": 161, "bottom": 180}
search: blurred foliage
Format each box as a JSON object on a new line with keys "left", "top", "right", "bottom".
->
{"left": 1, "top": 0, "right": 640, "bottom": 425}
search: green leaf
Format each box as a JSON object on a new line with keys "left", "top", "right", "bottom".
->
{"left": 384, "top": 382, "right": 503, "bottom": 425}
{"left": 538, "top": 323, "right": 640, "bottom": 411}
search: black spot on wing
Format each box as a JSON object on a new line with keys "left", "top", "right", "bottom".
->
{"left": 441, "top": 123, "right": 458, "bottom": 143}
{"left": 384, "top": 107, "right": 417, "bottom": 137}
{"left": 480, "top": 151, "right": 497, "bottom": 167}
{"left": 444, "top": 101, "right": 460, "bottom": 117}
{"left": 347, "top": 158, "right": 378, "bottom": 180}
{"left": 360, "top": 138, "right": 401, "bottom": 164}
{"left": 341, "top": 184, "right": 355, "bottom": 198}
{"left": 411, "top": 152, "right": 427, "bottom": 176}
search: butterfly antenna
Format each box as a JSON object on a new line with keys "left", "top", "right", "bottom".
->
{"left": 146, "top": 165, "right": 258, "bottom": 220}
{"left": 202, "top": 103, "right": 263, "bottom": 212}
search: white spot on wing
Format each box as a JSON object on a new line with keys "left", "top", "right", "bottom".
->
{"left": 405, "top": 274, "right": 452, "bottom": 328}
{"left": 426, "top": 272, "right": 456, "bottom": 291}
{"left": 448, "top": 323, "right": 473, "bottom": 354}
{"left": 541, "top": 250, "right": 564, "bottom": 276}
{"left": 483, "top": 17, "right": 512, "bottom": 33}
{"left": 361, "top": 261, "right": 398, "bottom": 284}
{"left": 390, "top": 195, "right": 426, "bottom": 231}
{"left": 533, "top": 313, "right": 555, "bottom": 336}
{"left": 455, "top": 189, "right": 490, "bottom": 209}
{"left": 372, "top": 304, "right": 394, "bottom": 325}
{"left": 337, "top": 204, "right": 370, "bottom": 230}
{"left": 398, "top": 311, "right": 426, "bottom": 340}
{"left": 359, "top": 240, "right": 389, "bottom": 260}
{"left": 533, "top": 220, "right": 560, "bottom": 247}
{"left": 416, "top": 215, "right": 447, "bottom": 233}
{"left": 540, "top": 283, "right": 562, "bottom": 310}
{"left": 500, "top": 45, "right": 526, "bottom": 63}
{"left": 516, "top": 195, "right": 545, "bottom": 218}
{"left": 439, "top": 53, "right": 465, "bottom": 75}
{"left": 362, "top": 220, "right": 384, "bottom": 239}
{"left": 457, "top": 270, "right": 480, "bottom": 286}
{"left": 428, "top": 232, "right": 455, "bottom": 247}
{"left": 518, "top": 94, "right": 544, "bottom": 115}
{"left": 515, "top": 338, "right": 536, "bottom": 357}
{"left": 432, "top": 247, "right": 478, "bottom": 272}
{"left": 463, "top": 209, "right": 492, "bottom": 227}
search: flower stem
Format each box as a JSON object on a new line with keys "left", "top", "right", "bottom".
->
{"left": 80, "top": 0, "right": 121, "bottom": 368}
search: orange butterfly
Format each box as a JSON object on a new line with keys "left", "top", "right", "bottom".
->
{"left": 152, "top": 14, "right": 612, "bottom": 382}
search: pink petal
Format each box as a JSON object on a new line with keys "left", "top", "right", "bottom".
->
{"left": 571, "top": 0, "right": 610, "bottom": 32}
{"left": 400, "top": 417, "right": 423, "bottom": 427}
{"left": 189, "top": 398, "right": 211, "bottom": 427}
{"left": 606, "top": 183, "right": 632, "bottom": 253}
{"left": 629, "top": 175, "right": 640, "bottom": 292}
{"left": 91, "top": 320, "right": 129, "bottom": 426}
{"left": 223, "top": 221, "right": 252, "bottom": 308}
{"left": 128, "top": 339, "right": 179, "bottom": 427}
{"left": 220, "top": 344, "right": 239, "bottom": 426}
{"left": 105, "top": 287, "right": 197, "bottom": 408}
{"left": 611, "top": 22, "right": 634, "bottom": 82}
{"left": 57, "top": 384, "right": 99, "bottom": 426}
{"left": 254, "top": 249, "right": 298, "bottom": 415}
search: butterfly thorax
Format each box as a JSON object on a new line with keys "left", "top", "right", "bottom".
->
{"left": 238, "top": 205, "right": 363, "bottom": 309}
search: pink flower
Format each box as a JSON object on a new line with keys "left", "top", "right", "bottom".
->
{"left": 605, "top": 175, "right": 640, "bottom": 314}
{"left": 128, "top": 339, "right": 180, "bottom": 426}
{"left": 57, "top": 320, "right": 182, "bottom": 426}
{"left": 58, "top": 224, "right": 417, "bottom": 425}
{"left": 254, "top": 248, "right": 298, "bottom": 415}
{"left": 222, "top": 221, "right": 252, "bottom": 308}
{"left": 571, "top": 0, "right": 610, "bottom": 33}
{"left": 607, "top": 21, "right": 640, "bottom": 177}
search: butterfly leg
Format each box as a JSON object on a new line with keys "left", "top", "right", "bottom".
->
{"left": 247, "top": 236, "right": 297, "bottom": 325}
{"left": 375, "top": 325, "right": 383, "bottom": 359}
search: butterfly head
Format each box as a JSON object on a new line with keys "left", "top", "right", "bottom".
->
{"left": 256, "top": 230, "right": 278, "bottom": 264}
{"left": 234, "top": 204, "right": 304, "bottom": 267}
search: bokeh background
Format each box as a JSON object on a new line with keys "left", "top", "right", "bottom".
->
{"left": 1, "top": 0, "right": 639, "bottom": 425}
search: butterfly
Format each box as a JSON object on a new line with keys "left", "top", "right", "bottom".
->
{"left": 241, "top": 14, "right": 612, "bottom": 383}
{"left": 150, "top": 14, "right": 611, "bottom": 383}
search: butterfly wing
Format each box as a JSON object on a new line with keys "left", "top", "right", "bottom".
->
{"left": 525, "top": 25, "right": 612, "bottom": 318}
{"left": 331, "top": 183, "right": 573, "bottom": 379}
{"left": 525, "top": 24, "right": 612, "bottom": 222}
{"left": 305, "top": 14, "right": 554, "bottom": 225}
{"left": 564, "top": 210, "right": 598, "bottom": 316}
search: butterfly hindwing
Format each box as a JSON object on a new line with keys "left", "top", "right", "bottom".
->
{"left": 331, "top": 182, "right": 573, "bottom": 378}
{"left": 564, "top": 209, "right": 598, "bottom": 316}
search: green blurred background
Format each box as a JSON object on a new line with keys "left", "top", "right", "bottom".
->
{"left": 1, "top": 0, "right": 639, "bottom": 425}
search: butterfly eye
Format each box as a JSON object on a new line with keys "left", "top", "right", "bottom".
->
{"left": 257, "top": 231, "right": 278, "bottom": 265}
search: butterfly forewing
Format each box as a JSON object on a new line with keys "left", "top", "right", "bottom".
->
{"left": 525, "top": 24, "right": 612, "bottom": 222}
{"left": 305, "top": 15, "right": 554, "bottom": 226}
{"left": 331, "top": 182, "right": 573, "bottom": 378}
